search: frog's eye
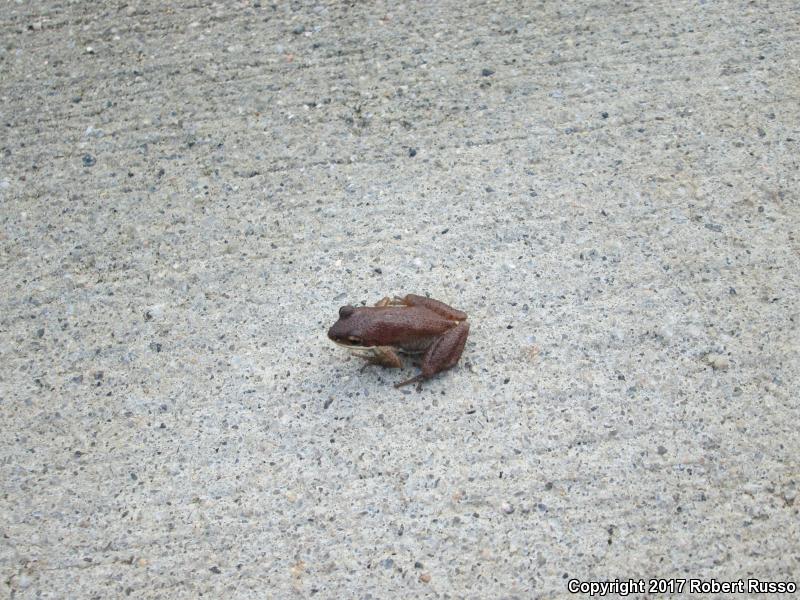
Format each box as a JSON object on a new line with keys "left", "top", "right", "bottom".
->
{"left": 339, "top": 305, "right": 355, "bottom": 319}
{"left": 347, "top": 336, "right": 361, "bottom": 345}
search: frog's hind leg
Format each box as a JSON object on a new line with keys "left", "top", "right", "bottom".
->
{"left": 399, "top": 294, "right": 467, "bottom": 321}
{"left": 353, "top": 346, "right": 403, "bottom": 369}
{"left": 395, "top": 321, "right": 469, "bottom": 387}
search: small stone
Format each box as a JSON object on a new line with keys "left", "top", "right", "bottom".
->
{"left": 408, "top": 147, "right": 417, "bottom": 157}
{"left": 209, "top": 566, "right": 221, "bottom": 574}
{"left": 290, "top": 560, "right": 305, "bottom": 579}
{"left": 704, "top": 353, "right": 729, "bottom": 370}
{"left": 501, "top": 502, "right": 514, "bottom": 514}
{"left": 419, "top": 572, "right": 431, "bottom": 583}
{"left": 145, "top": 305, "right": 164, "bottom": 319}
{"left": 601, "top": 111, "right": 609, "bottom": 119}
{"left": 655, "top": 325, "right": 673, "bottom": 341}
{"left": 82, "top": 154, "right": 96, "bottom": 167}
{"left": 481, "top": 68, "right": 495, "bottom": 76}
{"left": 657, "top": 445, "right": 667, "bottom": 455}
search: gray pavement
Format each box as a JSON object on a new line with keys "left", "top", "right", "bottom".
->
{"left": 1, "top": 1, "right": 798, "bottom": 598}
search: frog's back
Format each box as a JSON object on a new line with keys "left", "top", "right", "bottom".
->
{"left": 361, "top": 306, "right": 454, "bottom": 347}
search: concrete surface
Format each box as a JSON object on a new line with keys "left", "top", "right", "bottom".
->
{"left": 1, "top": 0, "right": 798, "bottom": 598}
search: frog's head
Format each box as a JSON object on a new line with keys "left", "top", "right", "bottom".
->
{"left": 327, "top": 305, "right": 366, "bottom": 346}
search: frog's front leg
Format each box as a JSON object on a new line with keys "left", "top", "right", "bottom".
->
{"left": 395, "top": 321, "right": 470, "bottom": 388}
{"left": 354, "top": 346, "right": 403, "bottom": 369}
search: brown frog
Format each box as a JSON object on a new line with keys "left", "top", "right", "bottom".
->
{"left": 327, "top": 294, "right": 470, "bottom": 388}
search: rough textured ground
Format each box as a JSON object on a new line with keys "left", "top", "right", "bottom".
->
{"left": 1, "top": 1, "right": 798, "bottom": 598}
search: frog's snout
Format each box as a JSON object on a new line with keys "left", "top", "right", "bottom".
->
{"left": 328, "top": 310, "right": 364, "bottom": 346}
{"left": 328, "top": 305, "right": 355, "bottom": 343}
{"left": 327, "top": 316, "right": 347, "bottom": 343}
{"left": 327, "top": 323, "right": 340, "bottom": 342}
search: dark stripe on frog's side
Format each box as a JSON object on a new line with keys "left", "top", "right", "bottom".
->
{"left": 341, "top": 338, "right": 430, "bottom": 356}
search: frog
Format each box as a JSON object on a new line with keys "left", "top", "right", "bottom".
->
{"left": 327, "top": 294, "right": 470, "bottom": 388}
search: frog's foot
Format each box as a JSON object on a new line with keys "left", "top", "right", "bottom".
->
{"left": 394, "top": 374, "right": 424, "bottom": 389}
{"left": 374, "top": 296, "right": 407, "bottom": 308}
{"left": 351, "top": 346, "right": 403, "bottom": 369}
